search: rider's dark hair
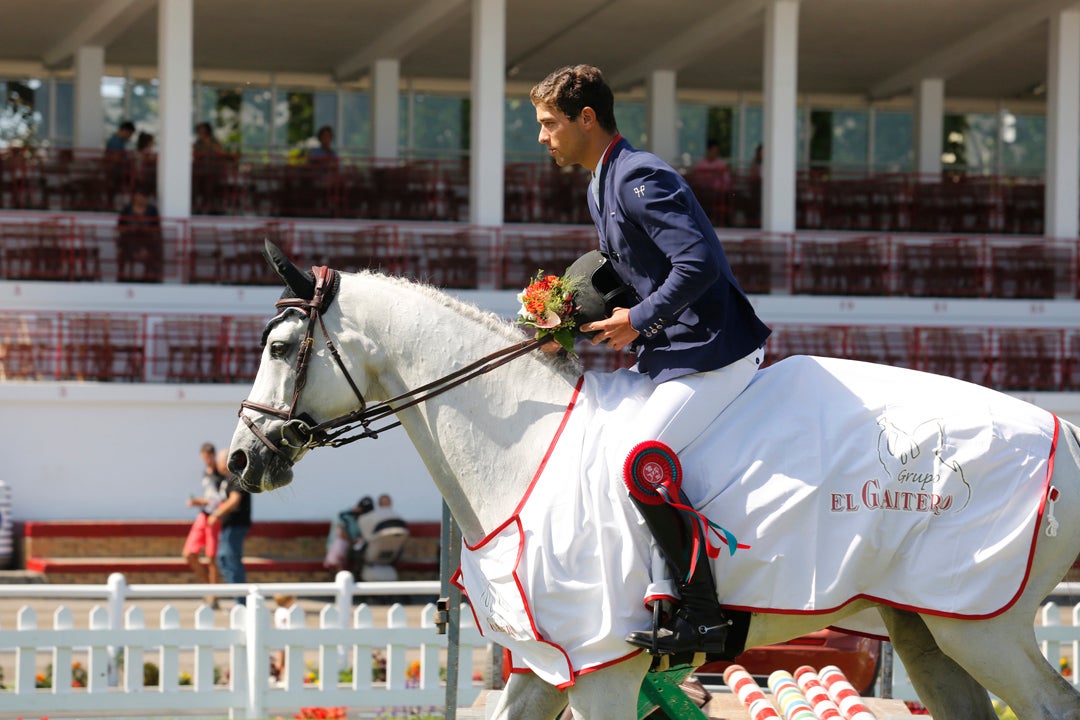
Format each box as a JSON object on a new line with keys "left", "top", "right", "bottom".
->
{"left": 530, "top": 65, "right": 618, "bottom": 134}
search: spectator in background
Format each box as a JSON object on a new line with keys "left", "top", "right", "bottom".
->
{"left": 356, "top": 494, "right": 409, "bottom": 582}
{"left": 211, "top": 449, "right": 252, "bottom": 606}
{"left": 690, "top": 139, "right": 732, "bottom": 225}
{"left": 323, "top": 496, "right": 374, "bottom": 575}
{"left": 136, "top": 131, "right": 154, "bottom": 153}
{"left": 135, "top": 131, "right": 157, "bottom": 196}
{"left": 105, "top": 120, "right": 136, "bottom": 205}
{"left": 751, "top": 143, "right": 764, "bottom": 179}
{"left": 303, "top": 125, "right": 339, "bottom": 216}
{"left": 192, "top": 122, "right": 228, "bottom": 214}
{"left": 182, "top": 442, "right": 228, "bottom": 609}
{"left": 307, "top": 125, "right": 337, "bottom": 163}
{"left": 193, "top": 122, "right": 224, "bottom": 154}
{"left": 106, "top": 120, "right": 136, "bottom": 153}
{"left": 117, "top": 187, "right": 163, "bottom": 282}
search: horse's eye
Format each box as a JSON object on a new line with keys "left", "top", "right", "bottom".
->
{"left": 268, "top": 341, "right": 289, "bottom": 360}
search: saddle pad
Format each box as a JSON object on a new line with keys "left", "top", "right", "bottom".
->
{"left": 455, "top": 355, "right": 1057, "bottom": 686}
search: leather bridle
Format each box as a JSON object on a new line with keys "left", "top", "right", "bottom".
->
{"left": 238, "top": 266, "right": 545, "bottom": 467}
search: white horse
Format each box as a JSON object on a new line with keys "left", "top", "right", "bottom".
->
{"left": 229, "top": 245, "right": 1080, "bottom": 720}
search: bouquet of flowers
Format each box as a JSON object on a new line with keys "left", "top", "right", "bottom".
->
{"left": 517, "top": 270, "right": 581, "bottom": 353}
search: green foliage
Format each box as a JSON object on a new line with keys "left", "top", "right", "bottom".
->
{"left": 0, "top": 81, "right": 40, "bottom": 149}
{"left": 143, "top": 660, "right": 160, "bottom": 687}
{"left": 285, "top": 91, "right": 315, "bottom": 146}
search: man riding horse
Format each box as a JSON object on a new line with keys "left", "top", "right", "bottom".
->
{"left": 531, "top": 65, "right": 771, "bottom": 657}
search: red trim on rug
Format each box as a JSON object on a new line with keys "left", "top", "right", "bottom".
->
{"left": 573, "top": 649, "right": 645, "bottom": 678}
{"left": 511, "top": 375, "right": 585, "bottom": 519}
{"left": 462, "top": 376, "right": 585, "bottom": 552}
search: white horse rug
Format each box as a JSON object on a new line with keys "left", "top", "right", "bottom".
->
{"left": 453, "top": 355, "right": 1058, "bottom": 687}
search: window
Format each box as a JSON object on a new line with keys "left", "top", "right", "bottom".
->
{"left": 616, "top": 101, "right": 646, "bottom": 149}
{"left": 129, "top": 79, "right": 159, "bottom": 136}
{"left": 809, "top": 109, "right": 868, "bottom": 172}
{"left": 340, "top": 91, "right": 370, "bottom": 151}
{"left": 943, "top": 112, "right": 997, "bottom": 175}
{"left": 409, "top": 93, "right": 466, "bottom": 159}
{"left": 742, "top": 106, "right": 763, "bottom": 168}
{"left": 1001, "top": 112, "right": 1045, "bottom": 177}
{"left": 102, "top": 76, "right": 126, "bottom": 144}
{"left": 53, "top": 80, "right": 74, "bottom": 147}
{"left": 240, "top": 87, "right": 272, "bottom": 151}
{"left": 505, "top": 96, "right": 547, "bottom": 161}
{"left": 677, "top": 104, "right": 735, "bottom": 169}
{"left": 872, "top": 110, "right": 913, "bottom": 173}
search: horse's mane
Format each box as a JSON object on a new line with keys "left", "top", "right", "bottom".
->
{"left": 348, "top": 271, "right": 583, "bottom": 378}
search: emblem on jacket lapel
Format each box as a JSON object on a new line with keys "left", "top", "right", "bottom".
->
{"left": 633, "top": 185, "right": 646, "bottom": 197}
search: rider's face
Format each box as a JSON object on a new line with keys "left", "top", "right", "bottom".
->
{"left": 535, "top": 103, "right": 588, "bottom": 168}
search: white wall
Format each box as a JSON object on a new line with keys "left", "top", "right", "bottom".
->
{"left": 0, "top": 382, "right": 436, "bottom": 523}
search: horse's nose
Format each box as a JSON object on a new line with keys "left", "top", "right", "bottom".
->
{"left": 228, "top": 449, "right": 248, "bottom": 476}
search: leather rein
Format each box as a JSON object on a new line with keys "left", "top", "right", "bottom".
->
{"left": 238, "top": 266, "right": 544, "bottom": 467}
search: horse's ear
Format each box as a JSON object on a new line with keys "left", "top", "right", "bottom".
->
{"left": 263, "top": 239, "right": 315, "bottom": 299}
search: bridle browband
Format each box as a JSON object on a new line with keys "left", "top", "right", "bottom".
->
{"left": 238, "top": 266, "right": 545, "bottom": 466}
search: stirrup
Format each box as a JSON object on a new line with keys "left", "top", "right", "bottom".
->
{"left": 650, "top": 599, "right": 662, "bottom": 656}
{"left": 626, "top": 606, "right": 732, "bottom": 656}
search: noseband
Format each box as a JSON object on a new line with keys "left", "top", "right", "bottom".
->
{"left": 238, "top": 266, "right": 544, "bottom": 467}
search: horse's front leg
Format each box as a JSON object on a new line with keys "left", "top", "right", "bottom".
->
{"left": 566, "top": 653, "right": 651, "bottom": 720}
{"left": 488, "top": 668, "right": 568, "bottom": 720}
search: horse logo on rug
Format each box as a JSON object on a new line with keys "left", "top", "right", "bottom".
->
{"left": 869, "top": 416, "right": 972, "bottom": 516}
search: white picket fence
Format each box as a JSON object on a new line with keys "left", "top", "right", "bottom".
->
{"left": 0, "top": 574, "right": 1076, "bottom": 717}
{"left": 889, "top": 599, "right": 1080, "bottom": 701}
{"left": 0, "top": 572, "right": 489, "bottom": 719}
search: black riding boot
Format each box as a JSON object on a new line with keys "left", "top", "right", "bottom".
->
{"left": 624, "top": 495, "right": 733, "bottom": 656}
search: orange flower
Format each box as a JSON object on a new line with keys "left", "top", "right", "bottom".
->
{"left": 516, "top": 270, "right": 581, "bottom": 352}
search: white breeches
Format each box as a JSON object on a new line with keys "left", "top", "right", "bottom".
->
{"left": 632, "top": 346, "right": 764, "bottom": 454}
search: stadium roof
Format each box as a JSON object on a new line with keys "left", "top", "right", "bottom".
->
{"left": 0, "top": 0, "right": 1072, "bottom": 101}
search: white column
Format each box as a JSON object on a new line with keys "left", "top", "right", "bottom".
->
{"left": 1046, "top": 7, "right": 1080, "bottom": 239}
{"left": 914, "top": 78, "right": 944, "bottom": 180}
{"left": 74, "top": 46, "right": 105, "bottom": 149}
{"left": 157, "top": 0, "right": 193, "bottom": 218}
{"left": 762, "top": 0, "right": 799, "bottom": 233}
{"left": 646, "top": 69, "right": 679, "bottom": 165}
{"left": 469, "top": 0, "right": 505, "bottom": 226}
{"left": 372, "top": 59, "right": 400, "bottom": 160}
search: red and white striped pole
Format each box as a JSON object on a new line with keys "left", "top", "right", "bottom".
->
{"left": 792, "top": 666, "right": 844, "bottom": 720}
{"left": 767, "top": 669, "right": 821, "bottom": 720}
{"left": 817, "top": 665, "right": 878, "bottom": 720}
{"left": 724, "top": 665, "right": 783, "bottom": 720}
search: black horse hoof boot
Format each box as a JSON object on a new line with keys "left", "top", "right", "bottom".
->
{"left": 625, "top": 607, "right": 731, "bottom": 655}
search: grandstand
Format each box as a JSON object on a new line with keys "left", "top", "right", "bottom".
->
{"left": 2, "top": 0, "right": 1080, "bottom": 534}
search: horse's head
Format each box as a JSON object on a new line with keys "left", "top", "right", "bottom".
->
{"left": 228, "top": 241, "right": 381, "bottom": 492}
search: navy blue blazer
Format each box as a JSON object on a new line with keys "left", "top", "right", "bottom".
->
{"left": 588, "top": 136, "right": 771, "bottom": 382}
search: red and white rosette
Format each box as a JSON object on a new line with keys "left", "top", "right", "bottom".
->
{"left": 724, "top": 665, "right": 782, "bottom": 720}
{"left": 817, "top": 665, "right": 878, "bottom": 720}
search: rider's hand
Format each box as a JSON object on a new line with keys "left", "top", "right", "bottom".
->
{"left": 538, "top": 337, "right": 563, "bottom": 354}
{"left": 580, "top": 308, "right": 639, "bottom": 352}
